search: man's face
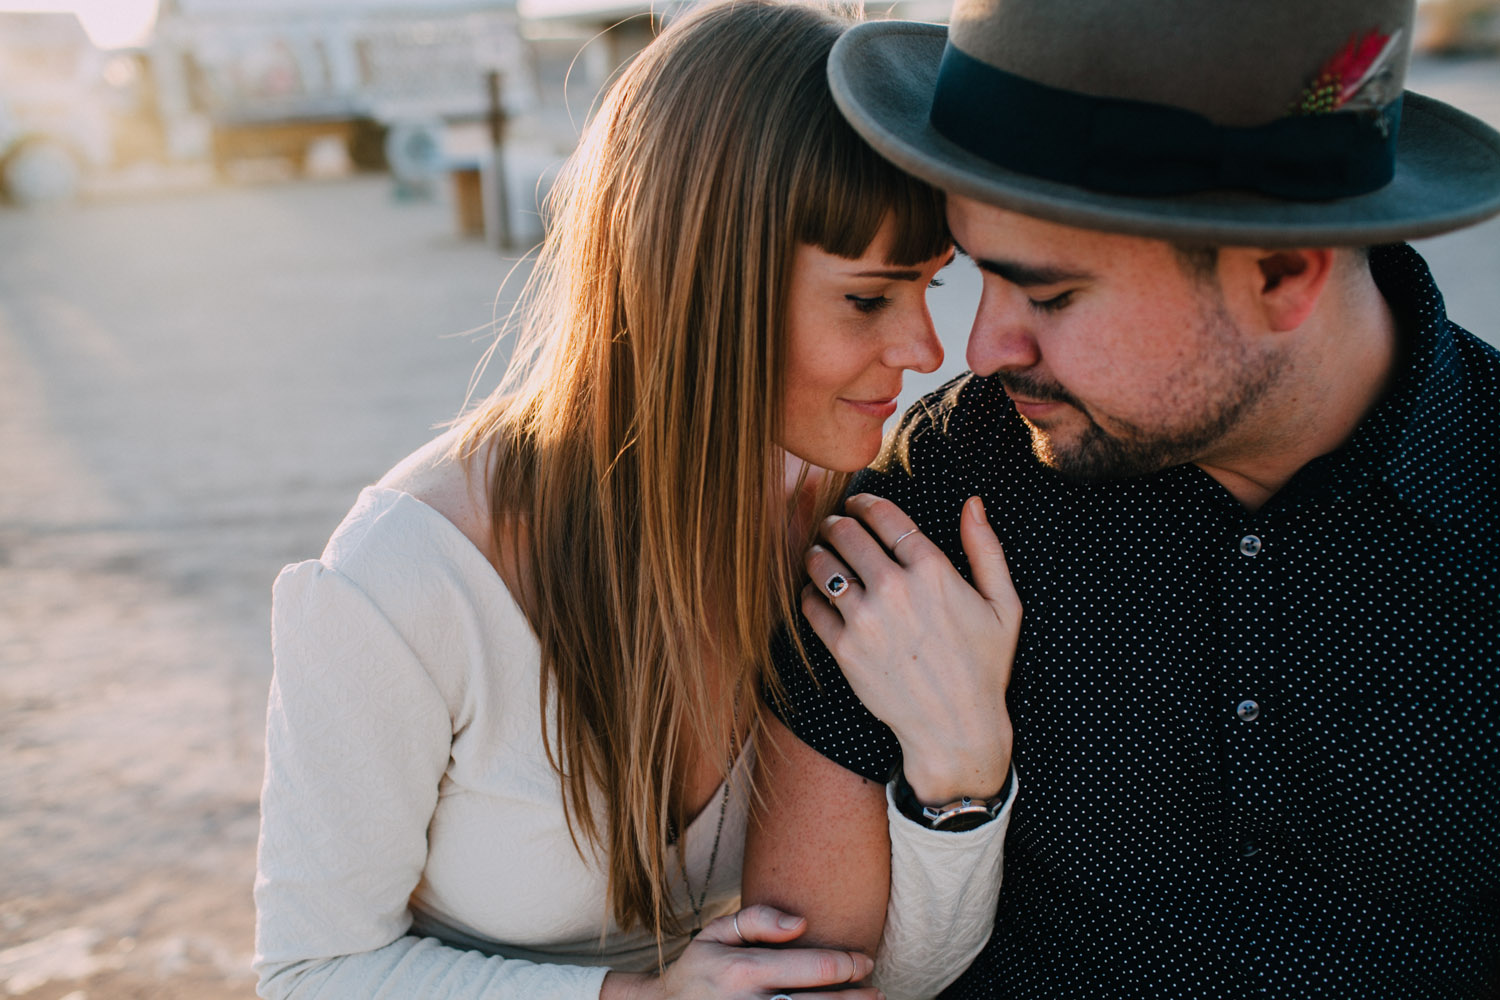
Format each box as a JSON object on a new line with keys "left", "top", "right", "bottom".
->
{"left": 949, "top": 194, "right": 1285, "bottom": 480}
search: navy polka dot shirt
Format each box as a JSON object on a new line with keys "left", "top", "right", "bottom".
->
{"left": 771, "top": 244, "right": 1500, "bottom": 998}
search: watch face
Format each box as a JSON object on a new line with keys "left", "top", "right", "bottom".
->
{"left": 895, "top": 771, "right": 1008, "bottom": 831}
{"left": 932, "top": 808, "right": 995, "bottom": 833}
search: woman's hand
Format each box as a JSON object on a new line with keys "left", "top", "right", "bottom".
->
{"left": 802, "top": 493, "right": 1020, "bottom": 805}
{"left": 602, "top": 904, "right": 879, "bottom": 1000}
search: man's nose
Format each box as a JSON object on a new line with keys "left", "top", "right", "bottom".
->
{"left": 966, "top": 297, "right": 1041, "bottom": 376}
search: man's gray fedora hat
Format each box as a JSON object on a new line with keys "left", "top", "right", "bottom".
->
{"left": 829, "top": 0, "right": 1500, "bottom": 245}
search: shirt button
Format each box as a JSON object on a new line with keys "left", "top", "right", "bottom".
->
{"left": 1236, "top": 699, "right": 1261, "bottom": 722}
{"left": 1241, "top": 838, "right": 1261, "bottom": 858}
{"left": 1239, "top": 535, "right": 1262, "bottom": 556}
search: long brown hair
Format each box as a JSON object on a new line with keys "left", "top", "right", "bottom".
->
{"left": 455, "top": 0, "right": 947, "bottom": 941}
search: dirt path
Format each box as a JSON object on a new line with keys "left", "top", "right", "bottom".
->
{"left": 0, "top": 176, "right": 524, "bottom": 998}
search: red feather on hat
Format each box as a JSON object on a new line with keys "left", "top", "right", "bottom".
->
{"left": 1295, "top": 27, "right": 1404, "bottom": 115}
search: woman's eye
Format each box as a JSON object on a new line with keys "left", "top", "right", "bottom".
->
{"left": 1028, "top": 290, "right": 1074, "bottom": 313}
{"left": 847, "top": 295, "right": 890, "bottom": 314}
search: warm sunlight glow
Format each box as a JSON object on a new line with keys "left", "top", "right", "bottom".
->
{"left": 0, "top": 0, "right": 159, "bottom": 49}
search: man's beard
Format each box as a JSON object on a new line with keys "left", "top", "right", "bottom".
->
{"left": 997, "top": 296, "right": 1285, "bottom": 482}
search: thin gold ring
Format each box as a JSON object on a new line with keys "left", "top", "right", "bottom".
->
{"left": 892, "top": 527, "right": 921, "bottom": 550}
{"left": 732, "top": 911, "right": 746, "bottom": 944}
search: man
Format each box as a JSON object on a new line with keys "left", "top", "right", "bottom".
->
{"left": 743, "top": 0, "right": 1500, "bottom": 996}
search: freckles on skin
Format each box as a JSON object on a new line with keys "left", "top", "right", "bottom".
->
{"left": 779, "top": 225, "right": 949, "bottom": 474}
{"left": 781, "top": 297, "right": 897, "bottom": 469}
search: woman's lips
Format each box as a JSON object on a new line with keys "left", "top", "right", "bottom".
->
{"left": 842, "top": 397, "right": 900, "bottom": 419}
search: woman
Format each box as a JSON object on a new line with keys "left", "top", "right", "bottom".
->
{"left": 253, "top": 2, "right": 992, "bottom": 997}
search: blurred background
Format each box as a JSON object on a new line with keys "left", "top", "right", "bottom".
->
{"left": 1, "top": 1, "right": 1498, "bottom": 997}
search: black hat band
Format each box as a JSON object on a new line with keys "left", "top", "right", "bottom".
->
{"left": 929, "top": 42, "right": 1401, "bottom": 201}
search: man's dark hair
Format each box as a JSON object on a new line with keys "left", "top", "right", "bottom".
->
{"left": 1172, "top": 244, "right": 1220, "bottom": 279}
{"left": 1173, "top": 244, "right": 1374, "bottom": 282}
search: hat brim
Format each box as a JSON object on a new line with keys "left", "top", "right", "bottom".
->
{"left": 830, "top": 21, "right": 1500, "bottom": 245}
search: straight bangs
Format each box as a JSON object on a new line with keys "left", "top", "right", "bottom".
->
{"left": 794, "top": 103, "right": 949, "bottom": 266}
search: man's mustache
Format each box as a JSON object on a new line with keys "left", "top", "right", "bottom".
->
{"left": 993, "top": 370, "right": 1083, "bottom": 409}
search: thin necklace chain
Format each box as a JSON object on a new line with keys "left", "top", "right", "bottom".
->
{"left": 684, "top": 705, "right": 740, "bottom": 936}
{"left": 685, "top": 778, "right": 731, "bottom": 935}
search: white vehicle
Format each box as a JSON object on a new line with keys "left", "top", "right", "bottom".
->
{"left": 0, "top": 13, "right": 113, "bottom": 206}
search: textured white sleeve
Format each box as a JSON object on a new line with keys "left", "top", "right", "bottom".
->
{"left": 254, "top": 561, "right": 609, "bottom": 1000}
{"left": 872, "top": 770, "right": 1016, "bottom": 1000}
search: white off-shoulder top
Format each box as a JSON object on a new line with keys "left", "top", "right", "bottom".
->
{"left": 254, "top": 488, "right": 747, "bottom": 999}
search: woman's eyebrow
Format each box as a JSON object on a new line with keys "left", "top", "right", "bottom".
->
{"left": 850, "top": 267, "right": 923, "bottom": 280}
{"left": 853, "top": 251, "right": 958, "bottom": 281}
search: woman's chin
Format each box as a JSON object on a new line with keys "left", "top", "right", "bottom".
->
{"left": 810, "top": 443, "right": 883, "bottom": 475}
{"left": 781, "top": 425, "right": 889, "bottom": 475}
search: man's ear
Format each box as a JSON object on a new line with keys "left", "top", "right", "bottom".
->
{"left": 1247, "top": 248, "right": 1337, "bottom": 332}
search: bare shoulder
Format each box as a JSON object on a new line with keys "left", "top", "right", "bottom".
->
{"left": 377, "top": 429, "right": 499, "bottom": 567}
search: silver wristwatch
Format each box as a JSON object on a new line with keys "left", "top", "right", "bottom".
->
{"left": 893, "top": 767, "right": 1014, "bottom": 832}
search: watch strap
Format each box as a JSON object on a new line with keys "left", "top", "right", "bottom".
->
{"left": 894, "top": 766, "right": 1015, "bottom": 832}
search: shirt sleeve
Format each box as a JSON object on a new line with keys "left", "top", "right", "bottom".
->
{"left": 873, "top": 768, "right": 1017, "bottom": 1000}
{"left": 254, "top": 560, "right": 609, "bottom": 1000}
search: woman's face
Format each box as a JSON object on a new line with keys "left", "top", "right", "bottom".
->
{"left": 781, "top": 220, "right": 951, "bottom": 473}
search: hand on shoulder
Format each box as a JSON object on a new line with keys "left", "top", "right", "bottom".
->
{"left": 801, "top": 493, "right": 1019, "bottom": 804}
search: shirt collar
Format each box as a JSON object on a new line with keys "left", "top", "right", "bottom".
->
{"left": 1360, "top": 243, "right": 1490, "bottom": 533}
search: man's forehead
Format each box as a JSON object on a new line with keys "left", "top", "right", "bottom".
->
{"left": 945, "top": 194, "right": 1152, "bottom": 279}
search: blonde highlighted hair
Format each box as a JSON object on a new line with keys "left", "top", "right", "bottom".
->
{"left": 456, "top": 0, "right": 948, "bottom": 943}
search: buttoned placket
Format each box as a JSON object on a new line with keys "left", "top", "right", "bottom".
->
{"left": 1220, "top": 517, "right": 1279, "bottom": 863}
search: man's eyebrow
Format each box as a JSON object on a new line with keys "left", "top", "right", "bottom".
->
{"left": 949, "top": 237, "right": 1091, "bottom": 287}
{"left": 978, "top": 258, "right": 1092, "bottom": 287}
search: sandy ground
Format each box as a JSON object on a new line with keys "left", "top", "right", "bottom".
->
{"left": 1, "top": 56, "right": 1498, "bottom": 1000}
{"left": 0, "top": 177, "right": 527, "bottom": 998}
